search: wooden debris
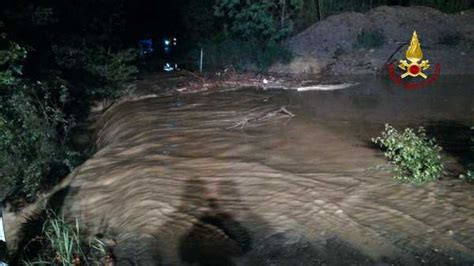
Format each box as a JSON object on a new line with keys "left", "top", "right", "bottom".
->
{"left": 227, "top": 106, "right": 295, "bottom": 130}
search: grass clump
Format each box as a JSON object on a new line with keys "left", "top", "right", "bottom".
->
{"left": 355, "top": 29, "right": 385, "bottom": 49}
{"left": 21, "top": 211, "right": 108, "bottom": 265}
{"left": 372, "top": 124, "right": 444, "bottom": 184}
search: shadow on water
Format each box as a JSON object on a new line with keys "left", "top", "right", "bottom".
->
{"left": 179, "top": 199, "right": 252, "bottom": 266}
{"left": 110, "top": 176, "right": 256, "bottom": 265}
{"left": 176, "top": 178, "right": 252, "bottom": 266}
{"left": 425, "top": 121, "right": 474, "bottom": 171}
{"left": 174, "top": 179, "right": 402, "bottom": 266}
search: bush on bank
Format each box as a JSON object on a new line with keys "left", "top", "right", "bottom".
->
{"left": 0, "top": 27, "right": 137, "bottom": 203}
{"left": 372, "top": 124, "right": 444, "bottom": 184}
{"left": 0, "top": 39, "right": 77, "bottom": 201}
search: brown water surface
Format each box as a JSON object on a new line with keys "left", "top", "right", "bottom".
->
{"left": 62, "top": 75, "right": 474, "bottom": 265}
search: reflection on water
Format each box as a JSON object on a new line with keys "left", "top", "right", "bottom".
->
{"left": 289, "top": 75, "right": 474, "bottom": 124}
{"left": 61, "top": 75, "right": 474, "bottom": 265}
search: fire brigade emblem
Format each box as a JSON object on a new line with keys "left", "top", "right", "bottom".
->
{"left": 386, "top": 30, "right": 440, "bottom": 89}
{"left": 398, "top": 31, "right": 430, "bottom": 79}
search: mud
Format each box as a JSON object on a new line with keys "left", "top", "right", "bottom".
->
{"left": 9, "top": 74, "right": 474, "bottom": 265}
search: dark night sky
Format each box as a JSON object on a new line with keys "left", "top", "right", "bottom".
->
{"left": 125, "top": 0, "right": 183, "bottom": 40}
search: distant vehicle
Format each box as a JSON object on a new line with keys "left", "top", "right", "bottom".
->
{"left": 162, "top": 37, "right": 178, "bottom": 72}
{"left": 138, "top": 36, "right": 179, "bottom": 71}
{"left": 138, "top": 38, "right": 155, "bottom": 57}
{"left": 138, "top": 38, "right": 154, "bottom": 64}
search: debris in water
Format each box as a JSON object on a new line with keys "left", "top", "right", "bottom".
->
{"left": 295, "top": 83, "right": 358, "bottom": 91}
{"left": 227, "top": 106, "right": 294, "bottom": 130}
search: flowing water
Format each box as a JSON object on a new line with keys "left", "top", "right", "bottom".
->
{"left": 59, "top": 75, "right": 474, "bottom": 265}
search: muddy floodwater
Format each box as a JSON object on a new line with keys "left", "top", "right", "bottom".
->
{"left": 59, "top": 75, "right": 473, "bottom": 265}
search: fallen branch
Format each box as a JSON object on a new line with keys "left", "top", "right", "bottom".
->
{"left": 227, "top": 106, "right": 295, "bottom": 130}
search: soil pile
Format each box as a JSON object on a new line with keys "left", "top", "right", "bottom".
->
{"left": 273, "top": 6, "right": 474, "bottom": 75}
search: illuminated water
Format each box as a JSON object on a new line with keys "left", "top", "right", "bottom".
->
{"left": 61, "top": 75, "right": 474, "bottom": 265}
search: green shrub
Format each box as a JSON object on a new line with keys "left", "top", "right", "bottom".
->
{"left": 355, "top": 29, "right": 385, "bottom": 49}
{"left": 86, "top": 48, "right": 139, "bottom": 99}
{"left": 211, "top": 0, "right": 296, "bottom": 71}
{"left": 0, "top": 41, "right": 27, "bottom": 86}
{"left": 53, "top": 43, "right": 138, "bottom": 100}
{"left": 23, "top": 211, "right": 106, "bottom": 265}
{"left": 0, "top": 39, "right": 78, "bottom": 201}
{"left": 0, "top": 82, "right": 78, "bottom": 200}
{"left": 372, "top": 124, "right": 444, "bottom": 184}
{"left": 0, "top": 4, "right": 138, "bottom": 205}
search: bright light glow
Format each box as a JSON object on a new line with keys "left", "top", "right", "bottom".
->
{"left": 164, "top": 63, "right": 174, "bottom": 72}
{"left": 164, "top": 39, "right": 170, "bottom": 46}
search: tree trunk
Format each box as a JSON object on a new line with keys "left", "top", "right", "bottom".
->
{"left": 304, "top": 0, "right": 318, "bottom": 26}
{"left": 281, "top": 0, "right": 287, "bottom": 30}
{"left": 317, "top": 0, "right": 322, "bottom": 20}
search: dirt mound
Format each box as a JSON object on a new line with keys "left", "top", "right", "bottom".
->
{"left": 273, "top": 6, "right": 474, "bottom": 75}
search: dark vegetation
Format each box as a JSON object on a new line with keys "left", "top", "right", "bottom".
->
{"left": 0, "top": 0, "right": 138, "bottom": 205}
{"left": 315, "top": 0, "right": 472, "bottom": 15}
{"left": 460, "top": 126, "right": 474, "bottom": 182}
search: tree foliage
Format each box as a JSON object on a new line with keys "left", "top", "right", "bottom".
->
{"left": 0, "top": 41, "right": 27, "bottom": 86}
{"left": 214, "top": 0, "right": 304, "bottom": 43}
{"left": 53, "top": 43, "right": 138, "bottom": 99}
{"left": 179, "top": 0, "right": 217, "bottom": 42}
{"left": 0, "top": 0, "right": 138, "bottom": 203}
{"left": 0, "top": 38, "right": 77, "bottom": 200}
